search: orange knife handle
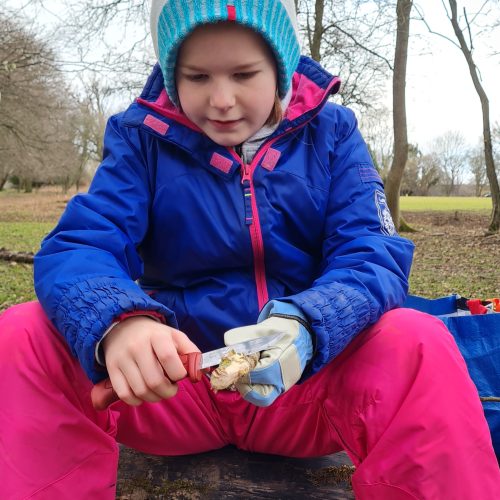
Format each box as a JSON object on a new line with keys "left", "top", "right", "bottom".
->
{"left": 179, "top": 352, "right": 203, "bottom": 382}
{"left": 91, "top": 378, "right": 118, "bottom": 411}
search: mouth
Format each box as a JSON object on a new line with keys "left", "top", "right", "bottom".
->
{"left": 208, "top": 118, "right": 242, "bottom": 130}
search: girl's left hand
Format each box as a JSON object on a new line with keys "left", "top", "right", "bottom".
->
{"left": 224, "top": 315, "right": 313, "bottom": 407}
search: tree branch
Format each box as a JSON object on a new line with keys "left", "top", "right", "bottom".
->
{"left": 322, "top": 21, "right": 394, "bottom": 71}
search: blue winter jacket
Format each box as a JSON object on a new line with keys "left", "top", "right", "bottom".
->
{"left": 34, "top": 56, "right": 414, "bottom": 383}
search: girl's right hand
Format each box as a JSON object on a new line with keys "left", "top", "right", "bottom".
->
{"left": 102, "top": 316, "right": 199, "bottom": 406}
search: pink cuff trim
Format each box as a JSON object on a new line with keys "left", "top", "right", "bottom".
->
{"left": 114, "top": 310, "right": 165, "bottom": 323}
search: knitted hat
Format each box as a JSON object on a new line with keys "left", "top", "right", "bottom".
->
{"left": 150, "top": 0, "right": 301, "bottom": 106}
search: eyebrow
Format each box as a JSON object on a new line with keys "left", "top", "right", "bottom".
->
{"left": 179, "top": 61, "right": 264, "bottom": 71}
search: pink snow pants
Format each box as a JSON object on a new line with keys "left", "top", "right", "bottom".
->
{"left": 1, "top": 302, "right": 499, "bottom": 499}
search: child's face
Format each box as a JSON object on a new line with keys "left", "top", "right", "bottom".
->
{"left": 176, "top": 22, "right": 278, "bottom": 147}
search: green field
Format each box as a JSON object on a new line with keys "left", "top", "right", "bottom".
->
{"left": 0, "top": 222, "right": 53, "bottom": 253}
{"left": 400, "top": 196, "right": 491, "bottom": 212}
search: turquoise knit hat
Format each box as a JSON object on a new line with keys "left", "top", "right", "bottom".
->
{"left": 150, "top": 0, "right": 301, "bottom": 106}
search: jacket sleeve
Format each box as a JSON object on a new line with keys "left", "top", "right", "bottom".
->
{"left": 282, "top": 106, "right": 414, "bottom": 377}
{"left": 34, "top": 114, "right": 176, "bottom": 383}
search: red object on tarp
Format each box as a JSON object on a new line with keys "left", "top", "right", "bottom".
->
{"left": 467, "top": 299, "right": 488, "bottom": 315}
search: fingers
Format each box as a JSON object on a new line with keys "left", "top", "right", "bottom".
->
{"left": 170, "top": 328, "right": 200, "bottom": 355}
{"left": 150, "top": 329, "right": 189, "bottom": 384}
{"left": 108, "top": 365, "right": 147, "bottom": 406}
{"left": 103, "top": 317, "right": 199, "bottom": 406}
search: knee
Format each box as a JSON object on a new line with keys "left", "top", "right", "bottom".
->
{"left": 330, "top": 308, "right": 465, "bottom": 409}
{"left": 366, "top": 307, "right": 464, "bottom": 374}
{"left": 0, "top": 301, "right": 56, "bottom": 351}
{"left": 376, "top": 307, "right": 455, "bottom": 349}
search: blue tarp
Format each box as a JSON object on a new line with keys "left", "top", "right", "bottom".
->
{"left": 404, "top": 295, "right": 500, "bottom": 455}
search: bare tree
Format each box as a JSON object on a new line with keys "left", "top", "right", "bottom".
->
{"left": 469, "top": 144, "right": 488, "bottom": 197}
{"left": 401, "top": 144, "right": 420, "bottom": 196}
{"left": 449, "top": 0, "right": 500, "bottom": 229}
{"left": 69, "top": 78, "right": 110, "bottom": 191}
{"left": 15, "top": 0, "right": 153, "bottom": 101}
{"left": 297, "top": 1, "right": 396, "bottom": 110}
{"left": 384, "top": 0, "right": 413, "bottom": 231}
{"left": 432, "top": 131, "right": 468, "bottom": 195}
{"left": 359, "top": 106, "right": 393, "bottom": 180}
{"left": 417, "top": 153, "right": 442, "bottom": 196}
{"left": 492, "top": 123, "right": 500, "bottom": 177}
{"left": 0, "top": 12, "right": 80, "bottom": 191}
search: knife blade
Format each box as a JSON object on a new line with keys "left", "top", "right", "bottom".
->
{"left": 199, "top": 331, "right": 285, "bottom": 369}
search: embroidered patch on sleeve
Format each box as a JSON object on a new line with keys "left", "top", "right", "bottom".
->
{"left": 358, "top": 163, "right": 383, "bottom": 183}
{"left": 375, "top": 190, "right": 396, "bottom": 236}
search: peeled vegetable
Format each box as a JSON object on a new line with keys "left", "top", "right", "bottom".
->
{"left": 210, "top": 350, "right": 259, "bottom": 391}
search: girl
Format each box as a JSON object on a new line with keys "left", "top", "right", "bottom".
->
{"left": 1, "top": 1, "right": 498, "bottom": 498}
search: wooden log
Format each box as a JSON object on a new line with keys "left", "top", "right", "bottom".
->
{"left": 0, "top": 247, "right": 34, "bottom": 263}
{"left": 117, "top": 446, "right": 355, "bottom": 499}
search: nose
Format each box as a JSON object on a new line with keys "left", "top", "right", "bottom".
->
{"left": 209, "top": 80, "right": 236, "bottom": 111}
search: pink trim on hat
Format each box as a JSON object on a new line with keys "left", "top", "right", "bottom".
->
{"left": 227, "top": 5, "right": 236, "bottom": 20}
{"left": 261, "top": 148, "right": 281, "bottom": 171}
{"left": 210, "top": 153, "right": 233, "bottom": 174}
{"left": 143, "top": 114, "right": 169, "bottom": 135}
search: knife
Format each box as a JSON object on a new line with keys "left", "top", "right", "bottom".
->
{"left": 91, "top": 332, "right": 284, "bottom": 410}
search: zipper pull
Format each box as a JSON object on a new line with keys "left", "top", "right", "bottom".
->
{"left": 241, "top": 164, "right": 253, "bottom": 225}
{"left": 241, "top": 163, "right": 251, "bottom": 183}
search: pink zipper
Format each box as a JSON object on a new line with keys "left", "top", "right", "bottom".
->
{"left": 231, "top": 132, "right": 298, "bottom": 310}
{"left": 231, "top": 107, "right": 330, "bottom": 310}
{"left": 240, "top": 160, "right": 268, "bottom": 309}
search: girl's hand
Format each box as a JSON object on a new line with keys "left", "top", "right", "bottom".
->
{"left": 102, "top": 316, "right": 199, "bottom": 406}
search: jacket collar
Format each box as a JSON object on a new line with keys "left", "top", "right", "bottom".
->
{"left": 122, "top": 56, "right": 340, "bottom": 179}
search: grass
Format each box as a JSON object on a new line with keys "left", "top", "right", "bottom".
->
{"left": 400, "top": 196, "right": 492, "bottom": 212}
{"left": 0, "top": 261, "right": 36, "bottom": 310}
{"left": 0, "top": 222, "right": 53, "bottom": 253}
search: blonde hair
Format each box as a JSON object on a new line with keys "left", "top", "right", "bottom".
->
{"left": 266, "top": 91, "right": 283, "bottom": 126}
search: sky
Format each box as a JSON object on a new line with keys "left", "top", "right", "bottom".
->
{"left": 5, "top": 0, "right": 500, "bottom": 152}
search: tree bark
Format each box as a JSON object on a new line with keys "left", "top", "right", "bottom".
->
{"left": 310, "top": 0, "right": 325, "bottom": 62}
{"left": 448, "top": 0, "right": 500, "bottom": 232}
{"left": 385, "top": 0, "right": 413, "bottom": 231}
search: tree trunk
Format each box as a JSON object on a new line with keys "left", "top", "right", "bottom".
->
{"left": 310, "top": 0, "right": 325, "bottom": 62}
{"left": 0, "top": 173, "right": 9, "bottom": 191}
{"left": 23, "top": 178, "right": 33, "bottom": 193}
{"left": 385, "top": 0, "right": 413, "bottom": 230}
{"left": 448, "top": 0, "right": 500, "bottom": 232}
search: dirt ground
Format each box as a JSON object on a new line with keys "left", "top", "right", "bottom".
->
{"left": 0, "top": 187, "right": 72, "bottom": 223}
{"left": 403, "top": 211, "right": 500, "bottom": 299}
